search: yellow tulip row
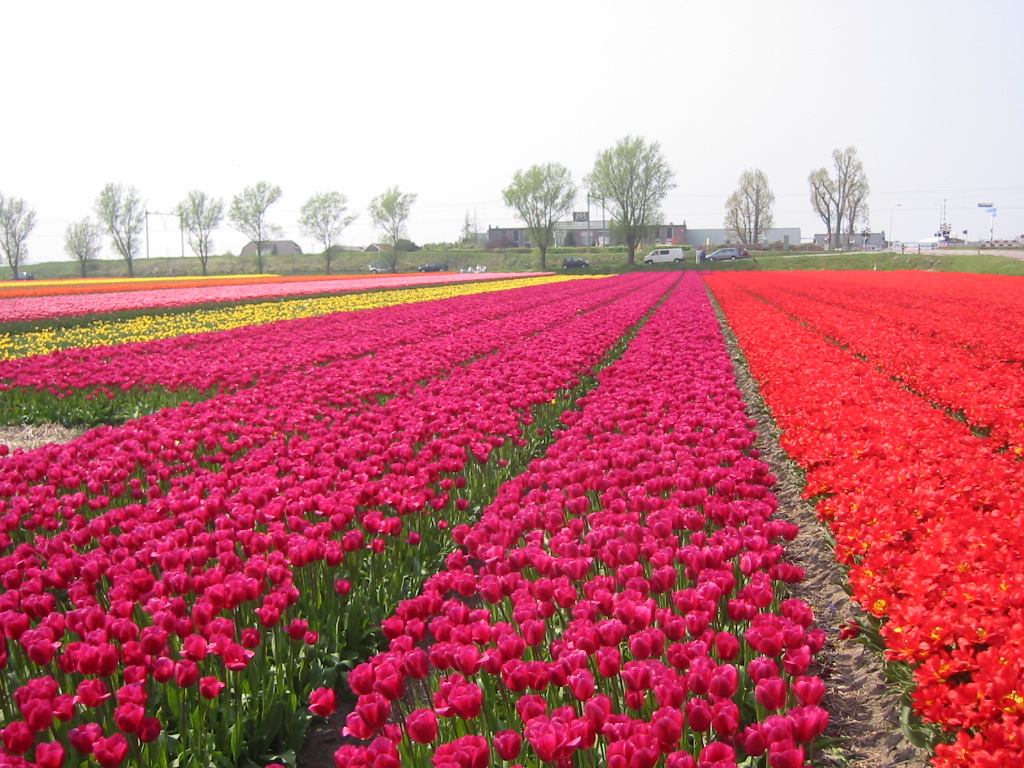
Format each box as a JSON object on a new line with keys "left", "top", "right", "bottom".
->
{"left": 0, "top": 276, "right": 595, "bottom": 361}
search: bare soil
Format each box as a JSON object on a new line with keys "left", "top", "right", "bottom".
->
{"left": 0, "top": 423, "right": 88, "bottom": 452}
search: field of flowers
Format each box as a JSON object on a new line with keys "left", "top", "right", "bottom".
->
{"left": 0, "top": 271, "right": 831, "bottom": 768}
{"left": 706, "top": 271, "right": 1024, "bottom": 768}
{"left": 0, "top": 272, "right": 540, "bottom": 325}
{"left": 4, "top": 267, "right": 1018, "bottom": 768}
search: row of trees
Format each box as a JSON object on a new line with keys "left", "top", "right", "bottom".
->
{"left": 1, "top": 183, "right": 417, "bottom": 279}
{"left": 721, "top": 148, "right": 869, "bottom": 250}
{"left": 1, "top": 145, "right": 871, "bottom": 279}
{"left": 501, "top": 142, "right": 870, "bottom": 262}
{"left": 502, "top": 135, "right": 676, "bottom": 268}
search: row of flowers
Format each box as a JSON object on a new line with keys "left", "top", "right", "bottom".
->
{"left": 707, "top": 272, "right": 1024, "bottom": 767}
{"left": 724, "top": 271, "right": 1024, "bottom": 452}
{"left": 0, "top": 275, "right": 371, "bottom": 300}
{"left": 0, "top": 276, "right": 583, "bottom": 362}
{"left": 0, "top": 272, "right": 550, "bottom": 325}
{"left": 0, "top": 274, "right": 672, "bottom": 767}
{"left": 331, "top": 272, "right": 829, "bottom": 768}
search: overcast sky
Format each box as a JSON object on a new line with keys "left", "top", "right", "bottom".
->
{"left": 4, "top": 0, "right": 1022, "bottom": 263}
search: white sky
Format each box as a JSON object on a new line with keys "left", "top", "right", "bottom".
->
{"left": 4, "top": 0, "right": 1023, "bottom": 263}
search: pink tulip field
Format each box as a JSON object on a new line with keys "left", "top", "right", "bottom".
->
{"left": 2, "top": 268, "right": 1020, "bottom": 768}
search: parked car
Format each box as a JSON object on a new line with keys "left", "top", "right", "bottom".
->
{"left": 704, "top": 247, "right": 751, "bottom": 261}
{"left": 368, "top": 262, "right": 394, "bottom": 273}
{"left": 17, "top": 271, "right": 35, "bottom": 280}
{"left": 562, "top": 256, "right": 589, "bottom": 268}
{"left": 643, "top": 247, "right": 685, "bottom": 264}
{"left": 417, "top": 263, "right": 448, "bottom": 272}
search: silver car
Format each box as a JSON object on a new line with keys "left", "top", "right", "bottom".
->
{"left": 704, "top": 247, "right": 750, "bottom": 261}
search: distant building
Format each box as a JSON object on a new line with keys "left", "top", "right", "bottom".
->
{"left": 240, "top": 240, "right": 303, "bottom": 257}
{"left": 812, "top": 232, "right": 887, "bottom": 250}
{"left": 487, "top": 220, "right": 800, "bottom": 250}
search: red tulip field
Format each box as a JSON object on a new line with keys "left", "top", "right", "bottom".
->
{"left": 0, "top": 270, "right": 1021, "bottom": 768}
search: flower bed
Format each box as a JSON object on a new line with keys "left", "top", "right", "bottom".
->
{"left": 707, "top": 272, "right": 1024, "bottom": 767}
{"left": 0, "top": 273, "right": 551, "bottom": 325}
{"left": 0, "top": 276, "right": 582, "bottom": 361}
{"left": 0, "top": 277, "right": 598, "bottom": 424}
{"left": 0, "top": 274, "right": 671, "bottom": 767}
{"left": 0, "top": 275, "right": 408, "bottom": 300}
{"left": 720, "top": 271, "right": 1024, "bottom": 452}
{"left": 334, "top": 273, "right": 828, "bottom": 768}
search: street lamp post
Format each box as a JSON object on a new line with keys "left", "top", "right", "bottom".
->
{"left": 889, "top": 203, "right": 901, "bottom": 246}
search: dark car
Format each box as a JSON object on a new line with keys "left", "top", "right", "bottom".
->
{"left": 562, "top": 256, "right": 589, "bottom": 268}
{"left": 368, "top": 262, "right": 394, "bottom": 273}
{"left": 704, "top": 247, "right": 751, "bottom": 261}
{"left": 17, "top": 271, "right": 35, "bottom": 280}
{"left": 417, "top": 263, "right": 448, "bottom": 272}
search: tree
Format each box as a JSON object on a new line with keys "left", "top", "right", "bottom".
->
{"left": 299, "top": 192, "right": 356, "bottom": 274}
{"left": 229, "top": 181, "right": 282, "bottom": 273}
{"left": 502, "top": 163, "right": 576, "bottom": 269}
{"left": 585, "top": 135, "right": 675, "bottom": 264}
{"left": 176, "top": 190, "right": 224, "bottom": 276}
{"left": 724, "top": 169, "right": 775, "bottom": 245}
{"left": 808, "top": 168, "right": 836, "bottom": 248}
{"left": 64, "top": 218, "right": 102, "bottom": 278}
{"left": 459, "top": 210, "right": 476, "bottom": 246}
{"left": 808, "top": 146, "right": 869, "bottom": 249}
{"left": 369, "top": 186, "right": 417, "bottom": 268}
{"left": 0, "top": 193, "right": 36, "bottom": 280}
{"left": 844, "top": 171, "right": 870, "bottom": 242}
{"left": 95, "top": 183, "right": 146, "bottom": 277}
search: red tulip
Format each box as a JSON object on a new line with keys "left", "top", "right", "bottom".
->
{"left": 515, "top": 693, "right": 547, "bottom": 723}
{"left": 791, "top": 675, "right": 826, "bottom": 706}
{"left": 35, "top": 741, "right": 65, "bottom": 768}
{"left": 138, "top": 717, "right": 162, "bottom": 743}
{"left": 308, "top": 687, "right": 337, "bottom": 717}
{"left": 767, "top": 739, "right": 804, "bottom": 768}
{"left": 790, "top": 705, "right": 830, "bottom": 742}
{"left": 1, "top": 721, "right": 34, "bottom": 755}
{"left": 404, "top": 707, "right": 438, "bottom": 744}
{"left": 685, "top": 697, "right": 712, "bottom": 732}
{"left": 652, "top": 706, "right": 683, "bottom": 749}
{"left": 755, "top": 677, "right": 789, "bottom": 711}
{"left": 568, "top": 668, "right": 595, "bottom": 701}
{"left": 75, "top": 678, "right": 111, "bottom": 708}
{"left": 493, "top": 729, "right": 522, "bottom": 761}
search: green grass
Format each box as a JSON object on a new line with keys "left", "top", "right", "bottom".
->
{"left": 9, "top": 246, "right": 1024, "bottom": 280}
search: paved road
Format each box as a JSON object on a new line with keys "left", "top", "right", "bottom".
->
{"left": 934, "top": 248, "right": 1024, "bottom": 260}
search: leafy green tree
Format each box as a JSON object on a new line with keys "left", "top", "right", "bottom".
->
{"left": 369, "top": 186, "right": 417, "bottom": 268}
{"left": 724, "top": 169, "right": 775, "bottom": 245}
{"left": 502, "top": 163, "right": 576, "bottom": 269}
{"left": 95, "top": 183, "right": 146, "bottom": 277}
{"left": 229, "top": 181, "right": 282, "bottom": 273}
{"left": 176, "top": 190, "right": 224, "bottom": 276}
{"left": 585, "top": 136, "right": 674, "bottom": 264}
{"left": 64, "top": 218, "right": 102, "bottom": 277}
{"left": 299, "top": 192, "right": 356, "bottom": 274}
{"left": 0, "top": 193, "right": 36, "bottom": 279}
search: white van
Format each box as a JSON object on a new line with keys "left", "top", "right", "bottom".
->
{"left": 643, "top": 247, "right": 685, "bottom": 264}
